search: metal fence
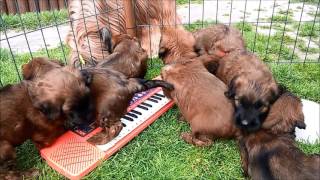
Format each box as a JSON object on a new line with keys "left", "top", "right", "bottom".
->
{"left": 0, "top": 0, "right": 319, "bottom": 87}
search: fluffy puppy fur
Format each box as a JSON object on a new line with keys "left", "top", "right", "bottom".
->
{"left": 84, "top": 68, "right": 174, "bottom": 145}
{"left": 161, "top": 56, "right": 239, "bottom": 146}
{"left": 159, "top": 27, "right": 197, "bottom": 64}
{"left": 0, "top": 82, "right": 65, "bottom": 179}
{"left": 238, "top": 92, "right": 320, "bottom": 180}
{"left": 27, "top": 66, "right": 94, "bottom": 128}
{"left": 193, "top": 24, "right": 245, "bottom": 56}
{"left": 204, "top": 51, "right": 279, "bottom": 132}
{"left": 96, "top": 30, "right": 148, "bottom": 78}
{"left": 22, "top": 57, "right": 64, "bottom": 80}
{"left": 66, "top": 0, "right": 182, "bottom": 63}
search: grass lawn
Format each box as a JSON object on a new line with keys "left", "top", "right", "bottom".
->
{"left": 0, "top": 22, "right": 319, "bottom": 179}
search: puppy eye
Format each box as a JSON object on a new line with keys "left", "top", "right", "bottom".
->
{"left": 259, "top": 106, "right": 268, "bottom": 113}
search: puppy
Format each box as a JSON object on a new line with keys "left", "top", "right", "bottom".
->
{"left": 22, "top": 57, "right": 64, "bottom": 80}
{"left": 96, "top": 29, "right": 148, "bottom": 78}
{"left": 193, "top": 24, "right": 245, "bottom": 57}
{"left": 159, "top": 27, "right": 198, "bottom": 64}
{"left": 238, "top": 92, "right": 320, "bottom": 180}
{"left": 0, "top": 82, "right": 65, "bottom": 179}
{"left": 84, "top": 68, "right": 174, "bottom": 145}
{"left": 202, "top": 51, "right": 279, "bottom": 132}
{"left": 161, "top": 56, "right": 239, "bottom": 146}
{"left": 27, "top": 66, "right": 94, "bottom": 129}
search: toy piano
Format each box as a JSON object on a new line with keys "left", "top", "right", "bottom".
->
{"left": 40, "top": 87, "right": 174, "bottom": 179}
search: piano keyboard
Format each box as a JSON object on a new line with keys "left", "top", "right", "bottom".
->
{"left": 40, "top": 87, "right": 174, "bottom": 180}
{"left": 97, "top": 89, "right": 171, "bottom": 151}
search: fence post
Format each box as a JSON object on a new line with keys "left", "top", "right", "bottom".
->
{"left": 58, "top": 0, "right": 66, "bottom": 10}
{"left": 0, "top": 0, "right": 8, "bottom": 14}
{"left": 39, "top": 0, "right": 49, "bottom": 11}
{"left": 123, "top": 0, "right": 136, "bottom": 37}
{"left": 28, "top": 0, "right": 37, "bottom": 12}
{"left": 50, "top": 0, "right": 59, "bottom": 10}
{"left": 6, "top": 0, "right": 16, "bottom": 14}
{"left": 17, "top": 0, "right": 29, "bottom": 13}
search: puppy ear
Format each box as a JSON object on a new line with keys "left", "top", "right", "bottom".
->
{"left": 100, "top": 27, "right": 112, "bottom": 53}
{"left": 225, "top": 77, "right": 237, "bottom": 99}
{"left": 80, "top": 69, "right": 93, "bottom": 86}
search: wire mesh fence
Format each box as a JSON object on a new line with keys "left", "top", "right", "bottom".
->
{"left": 0, "top": 0, "right": 319, "bottom": 87}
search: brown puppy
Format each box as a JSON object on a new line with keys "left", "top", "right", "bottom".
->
{"left": 27, "top": 66, "right": 94, "bottom": 128}
{"left": 161, "top": 56, "right": 239, "bottom": 146}
{"left": 193, "top": 24, "right": 245, "bottom": 57}
{"left": 203, "top": 51, "right": 279, "bottom": 132}
{"left": 22, "top": 57, "right": 64, "bottom": 80}
{"left": 238, "top": 92, "right": 320, "bottom": 180}
{"left": 0, "top": 82, "right": 65, "bottom": 179}
{"left": 159, "top": 27, "right": 198, "bottom": 64}
{"left": 96, "top": 29, "right": 148, "bottom": 78}
{"left": 84, "top": 68, "right": 174, "bottom": 145}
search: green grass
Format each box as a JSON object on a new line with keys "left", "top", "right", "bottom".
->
{"left": 269, "top": 14, "right": 294, "bottom": 23}
{"left": 298, "top": 22, "right": 320, "bottom": 38}
{"left": 292, "top": 0, "right": 320, "bottom": 4}
{"left": 0, "top": 9, "right": 68, "bottom": 31}
{"left": 1, "top": 22, "right": 320, "bottom": 179}
{"left": 176, "top": 0, "right": 203, "bottom": 5}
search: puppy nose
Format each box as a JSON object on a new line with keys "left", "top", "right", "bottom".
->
{"left": 241, "top": 119, "right": 249, "bottom": 125}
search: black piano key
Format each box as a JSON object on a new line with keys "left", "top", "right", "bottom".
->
{"left": 155, "top": 93, "right": 165, "bottom": 98}
{"left": 131, "top": 109, "right": 142, "bottom": 115}
{"left": 137, "top": 105, "right": 148, "bottom": 110}
{"left": 122, "top": 122, "right": 127, "bottom": 127}
{"left": 141, "top": 102, "right": 152, "bottom": 107}
{"left": 148, "top": 98, "right": 158, "bottom": 103}
{"left": 123, "top": 115, "right": 134, "bottom": 121}
{"left": 126, "top": 112, "right": 138, "bottom": 118}
{"left": 151, "top": 95, "right": 162, "bottom": 100}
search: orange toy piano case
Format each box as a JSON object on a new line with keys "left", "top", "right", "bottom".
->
{"left": 40, "top": 87, "right": 174, "bottom": 179}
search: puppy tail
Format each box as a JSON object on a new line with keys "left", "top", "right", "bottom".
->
{"left": 128, "top": 79, "right": 174, "bottom": 94}
{"left": 100, "top": 27, "right": 113, "bottom": 53}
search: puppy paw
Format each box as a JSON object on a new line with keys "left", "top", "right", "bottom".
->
{"left": 180, "top": 132, "right": 193, "bottom": 144}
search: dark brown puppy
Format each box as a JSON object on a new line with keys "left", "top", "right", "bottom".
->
{"left": 193, "top": 24, "right": 245, "bottom": 57}
{"left": 238, "top": 92, "right": 320, "bottom": 180}
{"left": 96, "top": 29, "right": 148, "bottom": 78}
{"left": 159, "top": 27, "right": 198, "bottom": 64}
{"left": 161, "top": 56, "right": 239, "bottom": 146}
{"left": 22, "top": 57, "right": 64, "bottom": 80}
{"left": 84, "top": 68, "right": 174, "bottom": 145}
{"left": 202, "top": 51, "right": 279, "bottom": 132}
{"left": 0, "top": 82, "right": 65, "bottom": 179}
{"left": 27, "top": 66, "right": 94, "bottom": 128}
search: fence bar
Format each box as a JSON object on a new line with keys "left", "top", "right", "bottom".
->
{"left": 34, "top": 0, "right": 50, "bottom": 57}
{"left": 277, "top": 0, "right": 292, "bottom": 64}
{"left": 290, "top": 0, "right": 305, "bottom": 63}
{"left": 92, "top": 0, "right": 105, "bottom": 60}
{"left": 80, "top": 0, "right": 94, "bottom": 63}
{"left": 264, "top": 0, "right": 276, "bottom": 60}
{"left": 229, "top": 0, "right": 233, "bottom": 26}
{"left": 304, "top": 1, "right": 319, "bottom": 63}
{"left": 253, "top": 0, "right": 262, "bottom": 53}
{"left": 49, "top": 0, "right": 67, "bottom": 63}
{"left": 123, "top": 0, "right": 136, "bottom": 36}
{"left": 0, "top": 15, "right": 22, "bottom": 82}
{"left": 215, "top": 0, "right": 218, "bottom": 24}
{"left": 14, "top": 0, "right": 33, "bottom": 58}
{"left": 241, "top": 0, "right": 248, "bottom": 35}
